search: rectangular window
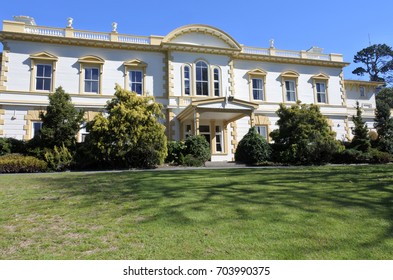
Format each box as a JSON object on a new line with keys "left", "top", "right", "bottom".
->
{"left": 84, "top": 68, "right": 99, "bottom": 93}
{"left": 316, "top": 82, "right": 327, "bottom": 103}
{"left": 360, "top": 86, "right": 366, "bottom": 97}
{"left": 252, "top": 78, "right": 264, "bottom": 100}
{"left": 36, "top": 64, "right": 52, "bottom": 91}
{"left": 214, "top": 69, "right": 220, "bottom": 97}
{"left": 215, "top": 126, "right": 223, "bottom": 153}
{"left": 130, "top": 70, "right": 143, "bottom": 95}
{"left": 285, "top": 80, "right": 296, "bottom": 102}
{"left": 185, "top": 124, "right": 192, "bottom": 138}
{"left": 255, "top": 125, "right": 268, "bottom": 140}
{"left": 184, "top": 67, "right": 190, "bottom": 95}
{"left": 31, "top": 121, "right": 43, "bottom": 138}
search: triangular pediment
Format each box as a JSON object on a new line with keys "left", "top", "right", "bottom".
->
{"left": 78, "top": 55, "right": 105, "bottom": 64}
{"left": 248, "top": 68, "right": 267, "bottom": 76}
{"left": 30, "top": 51, "right": 58, "bottom": 61}
{"left": 123, "top": 59, "right": 147, "bottom": 67}
{"left": 311, "top": 73, "right": 329, "bottom": 80}
{"left": 163, "top": 24, "right": 242, "bottom": 50}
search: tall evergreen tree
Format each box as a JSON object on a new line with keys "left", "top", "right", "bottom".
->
{"left": 375, "top": 92, "right": 393, "bottom": 154}
{"left": 350, "top": 101, "right": 371, "bottom": 152}
{"left": 37, "top": 87, "right": 84, "bottom": 149}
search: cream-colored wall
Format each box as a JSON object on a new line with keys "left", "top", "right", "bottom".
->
{"left": 1, "top": 106, "right": 28, "bottom": 139}
{"left": 5, "top": 41, "right": 166, "bottom": 99}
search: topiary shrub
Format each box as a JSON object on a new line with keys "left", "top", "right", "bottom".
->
{"left": 184, "top": 135, "right": 210, "bottom": 166}
{"left": 0, "top": 154, "right": 47, "bottom": 173}
{"left": 235, "top": 127, "right": 271, "bottom": 165}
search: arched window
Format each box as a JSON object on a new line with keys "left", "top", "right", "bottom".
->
{"left": 183, "top": 65, "right": 191, "bottom": 95}
{"left": 213, "top": 67, "right": 220, "bottom": 97}
{"left": 196, "top": 61, "right": 209, "bottom": 96}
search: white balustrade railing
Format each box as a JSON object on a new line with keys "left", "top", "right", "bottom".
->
{"left": 73, "top": 31, "right": 110, "bottom": 41}
{"left": 242, "top": 47, "right": 269, "bottom": 55}
{"left": 275, "top": 50, "right": 301, "bottom": 58}
{"left": 118, "top": 35, "right": 150, "bottom": 44}
{"left": 24, "top": 26, "right": 65, "bottom": 37}
{"left": 305, "top": 53, "right": 330, "bottom": 61}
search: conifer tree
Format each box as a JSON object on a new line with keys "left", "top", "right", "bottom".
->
{"left": 350, "top": 101, "right": 371, "bottom": 152}
{"left": 37, "top": 86, "right": 84, "bottom": 149}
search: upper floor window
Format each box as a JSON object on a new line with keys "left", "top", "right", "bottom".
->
{"left": 360, "top": 86, "right": 366, "bottom": 97}
{"left": 316, "top": 82, "right": 327, "bottom": 103}
{"left": 213, "top": 68, "right": 221, "bottom": 97}
{"left": 248, "top": 69, "right": 267, "bottom": 101}
{"left": 183, "top": 65, "right": 191, "bottom": 95}
{"left": 36, "top": 64, "right": 52, "bottom": 91}
{"left": 281, "top": 71, "right": 299, "bottom": 103}
{"left": 123, "top": 59, "right": 147, "bottom": 96}
{"left": 312, "top": 73, "right": 329, "bottom": 104}
{"left": 130, "top": 70, "right": 143, "bottom": 95}
{"left": 78, "top": 55, "right": 104, "bottom": 94}
{"left": 196, "top": 61, "right": 209, "bottom": 96}
{"left": 29, "top": 52, "right": 58, "bottom": 92}
{"left": 285, "top": 80, "right": 296, "bottom": 102}
{"left": 84, "top": 67, "right": 100, "bottom": 93}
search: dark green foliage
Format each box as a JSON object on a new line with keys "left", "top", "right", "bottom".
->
{"left": 86, "top": 85, "right": 167, "bottom": 169}
{"left": 166, "top": 141, "right": 186, "bottom": 164}
{"left": 374, "top": 88, "right": 393, "bottom": 154}
{"left": 0, "top": 154, "right": 47, "bottom": 173}
{"left": 182, "top": 154, "right": 203, "bottom": 167}
{"left": 352, "top": 44, "right": 393, "bottom": 83}
{"left": 351, "top": 102, "right": 371, "bottom": 152}
{"left": 35, "top": 87, "right": 84, "bottom": 149}
{"left": 270, "top": 102, "right": 343, "bottom": 164}
{"left": 235, "top": 127, "right": 271, "bottom": 165}
{"left": 183, "top": 135, "right": 211, "bottom": 166}
{"left": 0, "top": 138, "right": 27, "bottom": 155}
{"left": 333, "top": 148, "right": 391, "bottom": 164}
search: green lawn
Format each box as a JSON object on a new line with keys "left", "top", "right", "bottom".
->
{"left": 0, "top": 165, "right": 393, "bottom": 260}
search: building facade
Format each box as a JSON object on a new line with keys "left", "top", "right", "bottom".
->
{"left": 0, "top": 18, "right": 383, "bottom": 161}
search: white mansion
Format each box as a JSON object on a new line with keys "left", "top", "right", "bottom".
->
{"left": 0, "top": 17, "right": 383, "bottom": 161}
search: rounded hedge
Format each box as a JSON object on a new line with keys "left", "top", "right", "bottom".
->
{"left": 235, "top": 127, "right": 271, "bottom": 165}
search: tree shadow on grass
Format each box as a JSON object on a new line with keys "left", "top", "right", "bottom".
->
{"left": 33, "top": 165, "right": 393, "bottom": 259}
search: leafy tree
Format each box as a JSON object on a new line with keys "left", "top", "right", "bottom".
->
{"left": 350, "top": 101, "right": 371, "bottom": 152}
{"left": 374, "top": 89, "right": 393, "bottom": 154}
{"left": 87, "top": 85, "right": 167, "bottom": 168}
{"left": 36, "top": 86, "right": 84, "bottom": 149}
{"left": 235, "top": 127, "right": 271, "bottom": 165}
{"left": 352, "top": 44, "right": 393, "bottom": 84}
{"left": 270, "top": 102, "right": 343, "bottom": 164}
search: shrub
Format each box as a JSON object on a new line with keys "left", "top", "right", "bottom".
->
{"left": 166, "top": 141, "right": 186, "bottom": 165}
{"left": 182, "top": 154, "right": 204, "bottom": 167}
{"left": 333, "top": 149, "right": 371, "bottom": 164}
{"left": 0, "top": 154, "right": 47, "bottom": 173}
{"left": 184, "top": 135, "right": 210, "bottom": 166}
{"left": 235, "top": 127, "right": 271, "bottom": 165}
{"left": 0, "top": 138, "right": 26, "bottom": 156}
{"left": 44, "top": 144, "right": 73, "bottom": 171}
{"left": 369, "top": 148, "right": 392, "bottom": 164}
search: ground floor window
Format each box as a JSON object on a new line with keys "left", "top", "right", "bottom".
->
{"left": 215, "top": 126, "right": 223, "bottom": 153}
{"left": 255, "top": 125, "right": 268, "bottom": 141}
{"left": 31, "top": 121, "right": 43, "bottom": 138}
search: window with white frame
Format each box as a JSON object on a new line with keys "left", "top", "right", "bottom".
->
{"left": 79, "top": 123, "right": 90, "bottom": 142}
{"left": 285, "top": 80, "right": 296, "bottom": 102}
{"left": 213, "top": 68, "right": 220, "bottom": 97}
{"left": 255, "top": 125, "right": 268, "bottom": 140}
{"left": 252, "top": 78, "right": 264, "bottom": 100}
{"left": 196, "top": 61, "right": 209, "bottom": 96}
{"left": 84, "top": 67, "right": 100, "bottom": 93}
{"left": 183, "top": 65, "right": 191, "bottom": 95}
{"left": 36, "top": 64, "right": 52, "bottom": 91}
{"left": 360, "top": 86, "right": 366, "bottom": 97}
{"left": 130, "top": 70, "right": 143, "bottom": 95}
{"left": 316, "top": 82, "right": 327, "bottom": 103}
{"left": 31, "top": 121, "right": 43, "bottom": 138}
{"left": 215, "top": 125, "right": 223, "bottom": 153}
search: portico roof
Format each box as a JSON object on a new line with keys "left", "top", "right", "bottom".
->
{"left": 177, "top": 97, "right": 259, "bottom": 123}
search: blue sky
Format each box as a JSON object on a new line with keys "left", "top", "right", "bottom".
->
{"left": 1, "top": 0, "right": 392, "bottom": 80}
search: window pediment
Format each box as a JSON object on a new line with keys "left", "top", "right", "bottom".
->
{"left": 123, "top": 59, "right": 147, "bottom": 68}
{"left": 30, "top": 52, "right": 58, "bottom": 61}
{"left": 312, "top": 73, "right": 329, "bottom": 80}
{"left": 248, "top": 68, "right": 267, "bottom": 76}
{"left": 78, "top": 55, "right": 105, "bottom": 64}
{"left": 281, "top": 70, "right": 299, "bottom": 78}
